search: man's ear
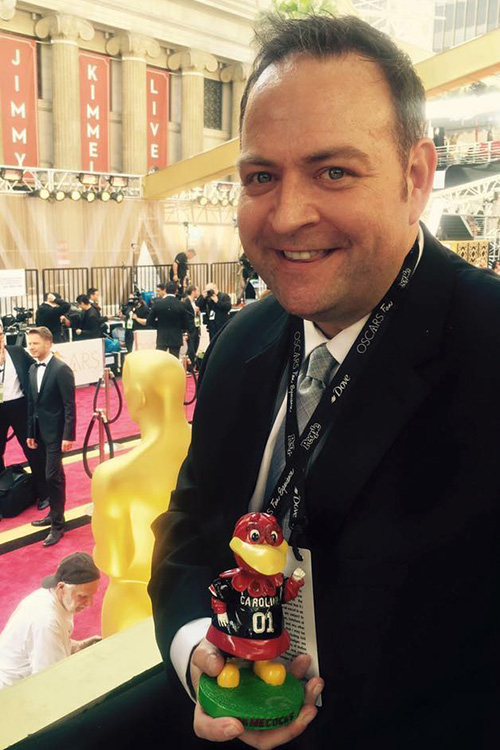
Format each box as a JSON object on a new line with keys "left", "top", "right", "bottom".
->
{"left": 407, "top": 139, "right": 437, "bottom": 225}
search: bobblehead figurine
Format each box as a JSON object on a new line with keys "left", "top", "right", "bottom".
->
{"left": 198, "top": 512, "right": 306, "bottom": 730}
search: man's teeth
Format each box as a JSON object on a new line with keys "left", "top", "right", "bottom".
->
{"left": 283, "top": 249, "right": 330, "bottom": 261}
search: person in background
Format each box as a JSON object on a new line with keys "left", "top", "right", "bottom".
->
{"left": 197, "top": 283, "right": 232, "bottom": 341}
{"left": 182, "top": 285, "right": 201, "bottom": 371}
{"left": 0, "top": 552, "right": 101, "bottom": 689}
{"left": 120, "top": 292, "right": 150, "bottom": 353}
{"left": 147, "top": 282, "right": 189, "bottom": 357}
{"left": 87, "top": 288, "right": 102, "bottom": 316}
{"left": 491, "top": 260, "right": 500, "bottom": 275}
{"left": 0, "top": 322, "right": 47, "bottom": 510}
{"left": 74, "top": 295, "right": 103, "bottom": 340}
{"left": 35, "top": 293, "right": 71, "bottom": 344}
{"left": 27, "top": 327, "right": 75, "bottom": 547}
{"left": 170, "top": 248, "right": 196, "bottom": 295}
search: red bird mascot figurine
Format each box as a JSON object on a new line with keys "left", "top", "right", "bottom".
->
{"left": 206, "top": 512, "right": 305, "bottom": 688}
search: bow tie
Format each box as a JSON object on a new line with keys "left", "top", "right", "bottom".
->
{"left": 35, "top": 362, "right": 46, "bottom": 368}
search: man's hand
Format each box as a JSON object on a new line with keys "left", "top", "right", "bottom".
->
{"left": 27, "top": 438, "right": 37, "bottom": 449}
{"left": 76, "top": 329, "right": 82, "bottom": 336}
{"left": 173, "top": 274, "right": 179, "bottom": 282}
{"left": 61, "top": 440, "right": 73, "bottom": 452}
{"left": 190, "top": 639, "right": 323, "bottom": 748}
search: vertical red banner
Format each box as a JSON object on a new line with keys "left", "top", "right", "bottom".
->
{"left": 147, "top": 68, "right": 169, "bottom": 171}
{"left": 79, "top": 53, "right": 110, "bottom": 172}
{"left": 0, "top": 34, "right": 39, "bottom": 168}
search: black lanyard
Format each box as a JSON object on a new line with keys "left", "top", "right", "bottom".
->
{"left": 265, "top": 240, "right": 419, "bottom": 559}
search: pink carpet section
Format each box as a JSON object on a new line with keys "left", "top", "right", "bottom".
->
{"left": 0, "top": 523, "right": 109, "bottom": 639}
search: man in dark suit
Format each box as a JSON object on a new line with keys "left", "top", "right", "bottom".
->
{"left": 148, "top": 282, "right": 189, "bottom": 358}
{"left": 197, "top": 283, "right": 232, "bottom": 341}
{"left": 149, "top": 15, "right": 500, "bottom": 750}
{"left": 0, "top": 323, "right": 46, "bottom": 509}
{"left": 74, "top": 295, "right": 103, "bottom": 340}
{"left": 27, "top": 327, "right": 76, "bottom": 547}
{"left": 182, "top": 285, "right": 201, "bottom": 370}
{"left": 35, "top": 293, "right": 71, "bottom": 344}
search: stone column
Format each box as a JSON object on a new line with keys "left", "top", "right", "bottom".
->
{"left": 35, "top": 14, "right": 94, "bottom": 170}
{"left": 221, "top": 63, "right": 249, "bottom": 139}
{"left": 107, "top": 33, "right": 160, "bottom": 175}
{"left": 168, "top": 50, "right": 218, "bottom": 159}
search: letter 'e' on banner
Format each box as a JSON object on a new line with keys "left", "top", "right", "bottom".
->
{"left": 147, "top": 68, "right": 169, "bottom": 171}
{"left": 0, "top": 34, "right": 39, "bottom": 169}
{"left": 79, "top": 53, "right": 110, "bottom": 172}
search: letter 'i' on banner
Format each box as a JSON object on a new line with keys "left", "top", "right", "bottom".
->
{"left": 0, "top": 34, "right": 39, "bottom": 168}
{"left": 79, "top": 53, "right": 110, "bottom": 172}
{"left": 147, "top": 68, "right": 169, "bottom": 171}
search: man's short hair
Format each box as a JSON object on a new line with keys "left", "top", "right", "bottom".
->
{"left": 157, "top": 283, "right": 167, "bottom": 292}
{"left": 187, "top": 248, "right": 196, "bottom": 256}
{"left": 87, "top": 287, "right": 98, "bottom": 296}
{"left": 240, "top": 14, "right": 426, "bottom": 167}
{"left": 186, "top": 284, "right": 198, "bottom": 296}
{"left": 76, "top": 294, "right": 90, "bottom": 305}
{"left": 27, "top": 326, "right": 53, "bottom": 343}
{"left": 166, "top": 282, "right": 179, "bottom": 295}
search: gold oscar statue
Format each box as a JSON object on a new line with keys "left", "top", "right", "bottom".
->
{"left": 91, "top": 350, "right": 191, "bottom": 637}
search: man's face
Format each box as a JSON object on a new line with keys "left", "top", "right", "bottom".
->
{"left": 157, "top": 287, "right": 166, "bottom": 298}
{"left": 27, "top": 333, "right": 51, "bottom": 360}
{"left": 59, "top": 580, "right": 99, "bottom": 614}
{"left": 91, "top": 292, "right": 99, "bottom": 302}
{"left": 237, "top": 54, "right": 435, "bottom": 336}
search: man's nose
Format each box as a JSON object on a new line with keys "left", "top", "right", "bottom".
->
{"left": 268, "top": 177, "right": 320, "bottom": 236}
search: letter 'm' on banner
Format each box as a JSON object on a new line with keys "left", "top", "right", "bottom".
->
{"left": 147, "top": 68, "right": 169, "bottom": 171}
{"left": 0, "top": 34, "right": 39, "bottom": 168}
{"left": 79, "top": 53, "right": 110, "bottom": 172}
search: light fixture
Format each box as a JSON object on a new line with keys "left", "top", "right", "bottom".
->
{"left": 1, "top": 168, "right": 24, "bottom": 182}
{"left": 110, "top": 175, "right": 129, "bottom": 188}
{"left": 198, "top": 196, "right": 208, "bottom": 206}
{"left": 210, "top": 196, "right": 218, "bottom": 206}
{"left": 111, "top": 191, "right": 124, "bottom": 203}
{"left": 221, "top": 197, "right": 229, "bottom": 207}
{"left": 53, "top": 190, "right": 66, "bottom": 201}
{"left": 69, "top": 189, "right": 81, "bottom": 201}
{"left": 230, "top": 197, "right": 239, "bottom": 207}
{"left": 83, "top": 191, "right": 96, "bottom": 203}
{"left": 97, "top": 190, "right": 111, "bottom": 202}
{"left": 36, "top": 188, "right": 50, "bottom": 200}
{"left": 78, "top": 173, "right": 99, "bottom": 187}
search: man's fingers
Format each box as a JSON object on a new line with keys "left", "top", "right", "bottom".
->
{"left": 191, "top": 639, "right": 225, "bottom": 678}
{"left": 288, "top": 653, "right": 311, "bottom": 680}
{"left": 237, "top": 704, "right": 318, "bottom": 749}
{"left": 193, "top": 701, "right": 244, "bottom": 742}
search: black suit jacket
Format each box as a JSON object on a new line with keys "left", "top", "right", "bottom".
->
{"left": 27, "top": 356, "right": 76, "bottom": 444}
{"left": 5, "top": 345, "right": 35, "bottom": 396}
{"left": 197, "top": 292, "right": 231, "bottom": 336}
{"left": 76, "top": 306, "right": 103, "bottom": 340}
{"left": 181, "top": 298, "right": 198, "bottom": 336}
{"left": 150, "top": 230, "right": 500, "bottom": 748}
{"left": 148, "top": 296, "right": 189, "bottom": 348}
{"left": 35, "top": 301, "right": 70, "bottom": 343}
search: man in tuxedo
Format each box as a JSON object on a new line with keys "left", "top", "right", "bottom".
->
{"left": 182, "top": 285, "right": 201, "bottom": 370}
{"left": 170, "top": 248, "right": 196, "bottom": 295}
{"left": 35, "top": 293, "right": 71, "bottom": 344}
{"left": 74, "top": 295, "right": 103, "bottom": 340}
{"left": 0, "top": 323, "right": 46, "bottom": 509}
{"left": 149, "top": 15, "right": 500, "bottom": 750}
{"left": 27, "top": 327, "right": 76, "bottom": 547}
{"left": 197, "top": 283, "right": 232, "bottom": 341}
{"left": 148, "top": 282, "right": 189, "bottom": 358}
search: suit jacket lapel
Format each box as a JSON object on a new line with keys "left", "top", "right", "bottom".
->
{"left": 29, "top": 363, "right": 39, "bottom": 402}
{"left": 306, "top": 231, "right": 456, "bottom": 536}
{"left": 38, "top": 356, "right": 56, "bottom": 399}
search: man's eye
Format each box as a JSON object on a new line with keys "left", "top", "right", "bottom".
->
{"left": 248, "top": 172, "right": 273, "bottom": 185}
{"left": 325, "top": 167, "right": 345, "bottom": 181}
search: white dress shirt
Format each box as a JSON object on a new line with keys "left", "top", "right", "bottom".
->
{"left": 35, "top": 352, "right": 53, "bottom": 392}
{"left": 170, "top": 228, "right": 424, "bottom": 695}
{"left": 0, "top": 588, "right": 74, "bottom": 689}
{"left": 1, "top": 351, "right": 23, "bottom": 402}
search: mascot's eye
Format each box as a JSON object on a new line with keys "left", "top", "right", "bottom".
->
{"left": 270, "top": 531, "right": 278, "bottom": 543}
{"left": 249, "top": 530, "right": 261, "bottom": 543}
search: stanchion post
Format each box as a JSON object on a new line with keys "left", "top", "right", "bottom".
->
{"left": 103, "top": 367, "right": 111, "bottom": 421}
{"left": 97, "top": 409, "right": 106, "bottom": 463}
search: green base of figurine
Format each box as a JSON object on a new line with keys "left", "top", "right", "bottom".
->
{"left": 199, "top": 666, "right": 304, "bottom": 731}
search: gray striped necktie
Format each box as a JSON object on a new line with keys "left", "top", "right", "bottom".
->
{"left": 264, "top": 343, "right": 336, "bottom": 508}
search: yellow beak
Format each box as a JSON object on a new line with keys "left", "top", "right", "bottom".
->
{"left": 229, "top": 537, "right": 289, "bottom": 575}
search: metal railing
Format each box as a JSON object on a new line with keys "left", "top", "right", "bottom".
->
{"left": 0, "top": 269, "right": 40, "bottom": 318}
{"left": 435, "top": 141, "right": 500, "bottom": 169}
{"left": 210, "top": 262, "right": 241, "bottom": 301}
{"left": 42, "top": 267, "right": 90, "bottom": 302}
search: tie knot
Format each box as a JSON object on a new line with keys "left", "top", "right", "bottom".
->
{"left": 304, "top": 344, "right": 335, "bottom": 388}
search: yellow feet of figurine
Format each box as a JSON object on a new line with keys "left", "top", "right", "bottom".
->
{"left": 254, "top": 659, "right": 286, "bottom": 686}
{"left": 217, "top": 662, "right": 240, "bottom": 688}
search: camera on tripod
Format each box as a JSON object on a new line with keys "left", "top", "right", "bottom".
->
{"left": 13, "top": 307, "right": 33, "bottom": 325}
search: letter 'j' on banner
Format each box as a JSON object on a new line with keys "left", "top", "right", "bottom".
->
{"left": 79, "top": 53, "right": 110, "bottom": 172}
{"left": 147, "top": 68, "right": 169, "bottom": 171}
{"left": 0, "top": 34, "right": 39, "bottom": 169}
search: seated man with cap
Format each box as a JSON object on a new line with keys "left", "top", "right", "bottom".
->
{"left": 0, "top": 552, "right": 101, "bottom": 689}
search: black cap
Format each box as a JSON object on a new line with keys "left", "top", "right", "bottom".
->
{"left": 42, "top": 552, "right": 100, "bottom": 589}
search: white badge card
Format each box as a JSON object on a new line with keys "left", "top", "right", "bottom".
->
{"left": 280, "top": 547, "right": 321, "bottom": 703}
